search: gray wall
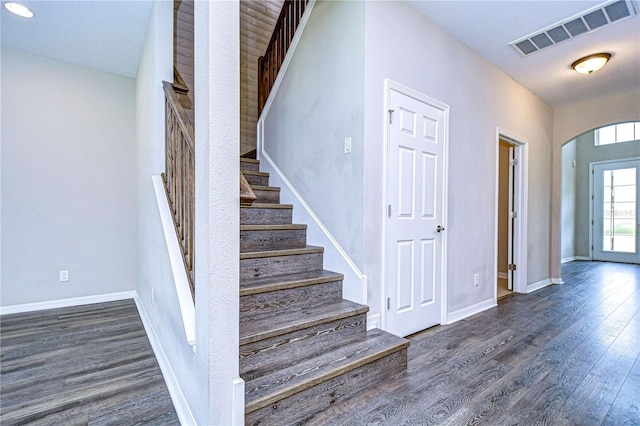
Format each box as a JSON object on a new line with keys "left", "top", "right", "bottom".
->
{"left": 1, "top": 48, "right": 137, "bottom": 306}
{"left": 573, "top": 130, "right": 640, "bottom": 257}
{"left": 561, "top": 139, "right": 577, "bottom": 260}
{"left": 263, "top": 0, "right": 365, "bottom": 269}
{"left": 363, "top": 1, "right": 554, "bottom": 316}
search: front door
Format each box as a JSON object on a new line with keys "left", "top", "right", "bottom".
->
{"left": 385, "top": 83, "right": 447, "bottom": 337}
{"left": 593, "top": 159, "right": 640, "bottom": 264}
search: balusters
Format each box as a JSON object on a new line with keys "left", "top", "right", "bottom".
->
{"left": 258, "top": 0, "right": 310, "bottom": 114}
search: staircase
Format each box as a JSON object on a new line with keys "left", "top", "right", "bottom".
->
{"left": 240, "top": 157, "right": 409, "bottom": 424}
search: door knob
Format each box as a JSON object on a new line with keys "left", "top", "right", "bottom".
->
{"left": 436, "top": 225, "right": 445, "bottom": 233}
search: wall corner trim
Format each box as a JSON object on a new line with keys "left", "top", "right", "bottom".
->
{"left": 367, "top": 313, "right": 381, "bottom": 330}
{"left": 561, "top": 257, "right": 576, "bottom": 264}
{"left": 550, "top": 277, "right": 564, "bottom": 285}
{"left": 527, "top": 278, "right": 553, "bottom": 293}
{"left": 133, "top": 294, "right": 196, "bottom": 426}
{"left": 152, "top": 175, "right": 196, "bottom": 346}
{"left": 445, "top": 298, "right": 496, "bottom": 325}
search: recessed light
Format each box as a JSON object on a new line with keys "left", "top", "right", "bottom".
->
{"left": 4, "top": 2, "right": 34, "bottom": 18}
{"left": 571, "top": 53, "right": 611, "bottom": 75}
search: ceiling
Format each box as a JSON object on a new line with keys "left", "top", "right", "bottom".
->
{"left": 407, "top": 0, "right": 640, "bottom": 107}
{"left": 1, "top": 1, "right": 153, "bottom": 78}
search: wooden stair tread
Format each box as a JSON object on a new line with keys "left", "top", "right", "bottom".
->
{"left": 251, "top": 185, "right": 280, "bottom": 192}
{"left": 240, "top": 224, "right": 306, "bottom": 231}
{"left": 241, "top": 203, "right": 292, "bottom": 210}
{"left": 242, "top": 170, "right": 269, "bottom": 177}
{"left": 240, "top": 300, "right": 367, "bottom": 345}
{"left": 240, "top": 158, "right": 260, "bottom": 164}
{"left": 244, "top": 328, "right": 410, "bottom": 413}
{"left": 240, "top": 245, "right": 323, "bottom": 260}
{"left": 240, "top": 270, "right": 344, "bottom": 296}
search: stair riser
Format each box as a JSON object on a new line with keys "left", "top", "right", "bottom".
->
{"left": 240, "top": 312, "right": 367, "bottom": 382}
{"left": 240, "top": 281, "right": 343, "bottom": 321}
{"left": 253, "top": 189, "right": 280, "bottom": 204}
{"left": 240, "top": 161, "right": 260, "bottom": 173}
{"left": 240, "top": 229, "right": 306, "bottom": 252}
{"left": 241, "top": 252, "right": 323, "bottom": 281}
{"left": 245, "top": 348, "right": 408, "bottom": 425}
{"left": 244, "top": 174, "right": 270, "bottom": 187}
{"left": 241, "top": 208, "right": 292, "bottom": 225}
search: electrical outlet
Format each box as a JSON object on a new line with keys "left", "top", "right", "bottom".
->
{"left": 59, "top": 270, "right": 69, "bottom": 282}
{"left": 151, "top": 288, "right": 155, "bottom": 305}
{"left": 473, "top": 273, "right": 479, "bottom": 286}
{"left": 344, "top": 137, "right": 352, "bottom": 154}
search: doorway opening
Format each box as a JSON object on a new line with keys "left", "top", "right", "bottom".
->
{"left": 495, "top": 129, "right": 528, "bottom": 298}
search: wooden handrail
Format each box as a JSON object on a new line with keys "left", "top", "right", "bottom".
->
{"left": 258, "top": 0, "right": 310, "bottom": 114}
{"left": 162, "top": 80, "right": 195, "bottom": 298}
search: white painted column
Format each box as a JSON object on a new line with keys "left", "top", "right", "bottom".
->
{"left": 194, "top": 0, "right": 244, "bottom": 425}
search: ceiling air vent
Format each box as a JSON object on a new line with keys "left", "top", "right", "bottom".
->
{"left": 509, "top": 0, "right": 637, "bottom": 57}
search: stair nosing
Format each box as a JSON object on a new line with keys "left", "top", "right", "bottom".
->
{"left": 240, "top": 158, "right": 260, "bottom": 164}
{"left": 240, "top": 224, "right": 307, "bottom": 231}
{"left": 241, "top": 203, "right": 293, "bottom": 210}
{"left": 244, "top": 333, "right": 410, "bottom": 413}
{"left": 251, "top": 185, "right": 280, "bottom": 192}
{"left": 240, "top": 245, "right": 323, "bottom": 260}
{"left": 242, "top": 170, "right": 269, "bottom": 177}
{"left": 240, "top": 271, "right": 344, "bottom": 296}
{"left": 240, "top": 302, "right": 368, "bottom": 346}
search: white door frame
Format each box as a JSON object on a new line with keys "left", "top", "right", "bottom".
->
{"left": 589, "top": 157, "right": 640, "bottom": 262}
{"left": 495, "top": 128, "right": 528, "bottom": 296}
{"left": 380, "top": 79, "right": 449, "bottom": 331}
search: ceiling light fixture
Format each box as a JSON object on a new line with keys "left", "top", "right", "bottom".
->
{"left": 4, "top": 2, "right": 34, "bottom": 18}
{"left": 571, "top": 53, "right": 611, "bottom": 75}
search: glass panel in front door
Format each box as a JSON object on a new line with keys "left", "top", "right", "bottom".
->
{"left": 602, "top": 167, "right": 636, "bottom": 253}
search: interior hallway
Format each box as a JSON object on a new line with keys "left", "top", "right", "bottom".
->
{"left": 308, "top": 261, "right": 640, "bottom": 425}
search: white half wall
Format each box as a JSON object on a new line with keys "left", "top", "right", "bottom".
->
{"left": 363, "top": 2, "right": 554, "bottom": 319}
{"left": 1, "top": 48, "right": 137, "bottom": 306}
{"left": 561, "top": 139, "right": 577, "bottom": 260}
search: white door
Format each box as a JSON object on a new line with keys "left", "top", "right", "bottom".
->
{"left": 593, "top": 159, "right": 640, "bottom": 264}
{"left": 385, "top": 84, "right": 447, "bottom": 337}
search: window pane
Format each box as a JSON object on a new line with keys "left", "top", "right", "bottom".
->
{"left": 604, "top": 202, "right": 612, "bottom": 219}
{"left": 613, "top": 219, "right": 636, "bottom": 236}
{"left": 613, "top": 186, "right": 636, "bottom": 203}
{"left": 616, "top": 122, "right": 635, "bottom": 142}
{"left": 603, "top": 232, "right": 612, "bottom": 251}
{"left": 612, "top": 168, "right": 636, "bottom": 186}
{"left": 613, "top": 201, "right": 636, "bottom": 218}
{"left": 597, "top": 125, "right": 616, "bottom": 145}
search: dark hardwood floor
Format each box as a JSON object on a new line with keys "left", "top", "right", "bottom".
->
{"left": 0, "top": 300, "right": 179, "bottom": 425}
{"left": 307, "top": 261, "right": 640, "bottom": 425}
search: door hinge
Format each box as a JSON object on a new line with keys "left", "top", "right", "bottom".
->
{"left": 508, "top": 264, "right": 517, "bottom": 271}
{"left": 510, "top": 159, "right": 518, "bottom": 166}
{"left": 388, "top": 109, "right": 395, "bottom": 124}
{"left": 509, "top": 211, "right": 518, "bottom": 219}
{"left": 388, "top": 205, "right": 391, "bottom": 218}
{"left": 387, "top": 297, "right": 390, "bottom": 310}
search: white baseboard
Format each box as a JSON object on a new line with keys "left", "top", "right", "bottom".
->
{"left": 0, "top": 291, "right": 136, "bottom": 316}
{"left": 575, "top": 256, "right": 591, "bottom": 261}
{"left": 550, "top": 277, "right": 564, "bottom": 285}
{"left": 497, "top": 272, "right": 508, "bottom": 280}
{"left": 561, "top": 257, "right": 576, "bottom": 264}
{"left": 527, "top": 278, "right": 552, "bottom": 293}
{"left": 134, "top": 295, "right": 196, "bottom": 426}
{"left": 445, "top": 298, "right": 496, "bottom": 324}
{"left": 367, "top": 313, "right": 381, "bottom": 330}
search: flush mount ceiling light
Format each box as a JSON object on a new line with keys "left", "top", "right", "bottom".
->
{"left": 4, "top": 2, "right": 34, "bottom": 18}
{"left": 571, "top": 53, "right": 611, "bottom": 75}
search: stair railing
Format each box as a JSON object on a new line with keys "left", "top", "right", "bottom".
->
{"left": 162, "top": 80, "right": 195, "bottom": 298}
{"left": 257, "top": 0, "right": 310, "bottom": 114}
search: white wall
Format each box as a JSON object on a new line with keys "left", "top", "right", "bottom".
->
{"left": 134, "top": 2, "right": 207, "bottom": 424}
{"left": 363, "top": 2, "right": 554, "bottom": 317}
{"left": 561, "top": 139, "right": 577, "bottom": 261}
{"left": 262, "top": 0, "right": 365, "bottom": 269}
{"left": 550, "top": 88, "right": 640, "bottom": 277}
{"left": 1, "top": 48, "right": 137, "bottom": 306}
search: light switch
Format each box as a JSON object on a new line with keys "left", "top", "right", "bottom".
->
{"left": 344, "top": 137, "right": 352, "bottom": 154}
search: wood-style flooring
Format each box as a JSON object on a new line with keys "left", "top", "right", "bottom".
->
{"left": 307, "top": 261, "right": 640, "bottom": 425}
{"left": 0, "top": 300, "right": 179, "bottom": 425}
